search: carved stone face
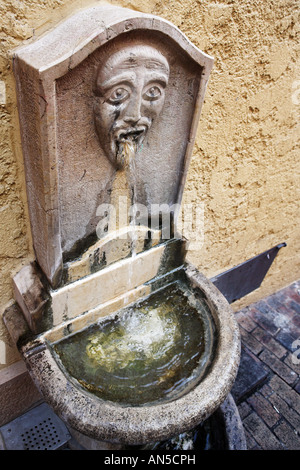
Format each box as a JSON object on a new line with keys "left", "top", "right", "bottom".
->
{"left": 94, "top": 45, "right": 169, "bottom": 169}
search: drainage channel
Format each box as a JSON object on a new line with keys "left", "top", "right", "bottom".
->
{"left": 0, "top": 402, "right": 71, "bottom": 450}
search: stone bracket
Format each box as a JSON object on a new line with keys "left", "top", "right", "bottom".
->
{"left": 12, "top": 263, "right": 49, "bottom": 334}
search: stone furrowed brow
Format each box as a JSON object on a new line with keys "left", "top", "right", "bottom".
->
{"left": 143, "top": 71, "right": 169, "bottom": 87}
{"left": 145, "top": 59, "right": 169, "bottom": 74}
{"left": 97, "top": 72, "right": 136, "bottom": 93}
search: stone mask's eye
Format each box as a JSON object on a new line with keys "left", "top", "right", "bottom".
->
{"left": 107, "top": 87, "right": 130, "bottom": 104}
{"left": 143, "top": 85, "right": 163, "bottom": 101}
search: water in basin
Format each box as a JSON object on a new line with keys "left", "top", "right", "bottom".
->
{"left": 52, "top": 282, "right": 215, "bottom": 406}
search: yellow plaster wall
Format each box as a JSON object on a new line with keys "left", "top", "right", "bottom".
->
{"left": 0, "top": 0, "right": 299, "bottom": 369}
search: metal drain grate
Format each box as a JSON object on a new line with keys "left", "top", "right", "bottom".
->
{"left": 20, "top": 416, "right": 63, "bottom": 450}
{"left": 0, "top": 403, "right": 71, "bottom": 450}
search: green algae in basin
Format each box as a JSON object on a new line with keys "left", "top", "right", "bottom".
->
{"left": 52, "top": 283, "right": 215, "bottom": 406}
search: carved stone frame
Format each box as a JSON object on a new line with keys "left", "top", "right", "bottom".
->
{"left": 13, "top": 5, "right": 213, "bottom": 287}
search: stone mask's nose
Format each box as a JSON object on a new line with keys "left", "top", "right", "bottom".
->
{"left": 123, "top": 95, "right": 143, "bottom": 126}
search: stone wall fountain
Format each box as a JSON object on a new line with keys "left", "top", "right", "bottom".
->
{"left": 3, "top": 5, "right": 245, "bottom": 450}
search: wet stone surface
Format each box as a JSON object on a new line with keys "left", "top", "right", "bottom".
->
{"left": 53, "top": 282, "right": 215, "bottom": 406}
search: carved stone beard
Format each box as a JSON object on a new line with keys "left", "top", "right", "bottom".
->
{"left": 116, "top": 136, "right": 138, "bottom": 169}
{"left": 114, "top": 122, "right": 150, "bottom": 169}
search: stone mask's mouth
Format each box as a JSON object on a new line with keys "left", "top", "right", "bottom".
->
{"left": 115, "top": 126, "right": 147, "bottom": 143}
{"left": 116, "top": 126, "right": 147, "bottom": 143}
{"left": 115, "top": 126, "right": 147, "bottom": 169}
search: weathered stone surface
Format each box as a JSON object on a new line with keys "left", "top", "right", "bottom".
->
{"left": 13, "top": 4, "right": 213, "bottom": 287}
{"left": 2, "top": 303, "right": 30, "bottom": 346}
{"left": 17, "top": 262, "right": 240, "bottom": 446}
{"left": 50, "top": 242, "right": 166, "bottom": 326}
{"left": 1, "top": 0, "right": 299, "bottom": 374}
{"left": 12, "top": 263, "right": 48, "bottom": 333}
{"left": 5, "top": 5, "right": 241, "bottom": 450}
{"left": 65, "top": 226, "right": 161, "bottom": 284}
{"left": 219, "top": 393, "right": 247, "bottom": 450}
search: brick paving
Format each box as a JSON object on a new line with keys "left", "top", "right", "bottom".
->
{"left": 233, "top": 279, "right": 300, "bottom": 450}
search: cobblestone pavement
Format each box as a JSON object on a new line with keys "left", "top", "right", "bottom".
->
{"left": 232, "top": 280, "right": 300, "bottom": 450}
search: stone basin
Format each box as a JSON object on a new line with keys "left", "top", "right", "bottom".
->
{"left": 4, "top": 239, "right": 240, "bottom": 449}
{"left": 52, "top": 280, "right": 216, "bottom": 407}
